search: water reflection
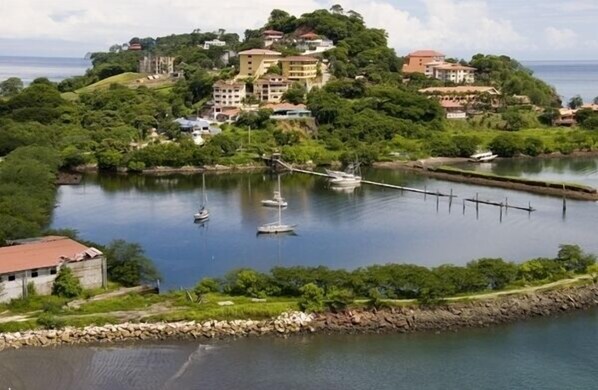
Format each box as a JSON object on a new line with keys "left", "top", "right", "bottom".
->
{"left": 453, "top": 156, "right": 598, "bottom": 187}
{"left": 52, "top": 167, "right": 597, "bottom": 289}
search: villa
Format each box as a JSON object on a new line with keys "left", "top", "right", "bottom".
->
{"left": 402, "top": 50, "right": 446, "bottom": 74}
{"left": 280, "top": 56, "right": 319, "bottom": 81}
{"left": 255, "top": 75, "right": 291, "bottom": 104}
{"left": 203, "top": 39, "right": 227, "bottom": 50}
{"left": 262, "top": 30, "right": 284, "bottom": 47}
{"left": 213, "top": 79, "right": 247, "bottom": 108}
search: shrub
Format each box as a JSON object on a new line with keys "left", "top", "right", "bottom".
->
{"left": 523, "top": 137, "right": 544, "bottom": 156}
{"left": 489, "top": 134, "right": 523, "bottom": 157}
{"left": 194, "top": 277, "right": 220, "bottom": 296}
{"left": 52, "top": 266, "right": 83, "bottom": 298}
{"left": 105, "top": 240, "right": 161, "bottom": 287}
{"left": 298, "top": 283, "right": 325, "bottom": 313}
{"left": 37, "top": 313, "right": 65, "bottom": 330}
{"left": 325, "top": 287, "right": 354, "bottom": 312}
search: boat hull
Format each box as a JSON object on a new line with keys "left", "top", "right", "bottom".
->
{"left": 261, "top": 200, "right": 288, "bottom": 208}
{"left": 257, "top": 224, "right": 296, "bottom": 234}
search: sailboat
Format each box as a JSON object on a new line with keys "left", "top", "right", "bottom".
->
{"left": 326, "top": 162, "right": 362, "bottom": 187}
{"left": 194, "top": 174, "right": 210, "bottom": 221}
{"left": 257, "top": 179, "right": 296, "bottom": 234}
{"left": 261, "top": 175, "right": 288, "bottom": 208}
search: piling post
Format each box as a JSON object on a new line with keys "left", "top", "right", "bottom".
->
{"left": 424, "top": 185, "right": 427, "bottom": 201}
{"left": 449, "top": 188, "right": 453, "bottom": 212}
{"left": 462, "top": 199, "right": 466, "bottom": 215}
{"left": 436, "top": 190, "right": 440, "bottom": 212}
{"left": 505, "top": 197, "right": 509, "bottom": 215}
{"left": 499, "top": 203, "right": 503, "bottom": 223}
{"left": 475, "top": 193, "right": 479, "bottom": 212}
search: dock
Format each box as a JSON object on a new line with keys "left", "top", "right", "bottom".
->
{"left": 274, "top": 158, "right": 455, "bottom": 197}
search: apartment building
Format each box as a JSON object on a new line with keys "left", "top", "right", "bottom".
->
{"left": 238, "top": 49, "right": 282, "bottom": 78}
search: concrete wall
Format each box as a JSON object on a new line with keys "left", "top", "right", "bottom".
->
{"left": 0, "top": 257, "right": 105, "bottom": 303}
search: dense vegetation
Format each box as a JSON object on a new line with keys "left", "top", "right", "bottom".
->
{"left": 196, "top": 245, "right": 595, "bottom": 308}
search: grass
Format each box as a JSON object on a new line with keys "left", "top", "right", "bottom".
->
{"left": 75, "top": 72, "right": 144, "bottom": 94}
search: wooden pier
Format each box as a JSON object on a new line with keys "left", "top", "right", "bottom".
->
{"left": 271, "top": 157, "right": 536, "bottom": 212}
{"left": 274, "top": 158, "right": 455, "bottom": 197}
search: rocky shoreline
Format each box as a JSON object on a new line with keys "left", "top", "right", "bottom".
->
{"left": 1, "top": 285, "right": 597, "bottom": 351}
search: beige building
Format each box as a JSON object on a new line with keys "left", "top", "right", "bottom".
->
{"left": 238, "top": 49, "right": 282, "bottom": 78}
{"left": 280, "top": 56, "right": 319, "bottom": 80}
{"left": 432, "top": 63, "right": 476, "bottom": 84}
{"left": 213, "top": 79, "right": 247, "bottom": 108}
{"left": 255, "top": 75, "right": 290, "bottom": 104}
{"left": 0, "top": 236, "right": 106, "bottom": 303}
{"left": 138, "top": 55, "right": 175, "bottom": 74}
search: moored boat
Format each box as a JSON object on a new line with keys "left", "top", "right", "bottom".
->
{"left": 469, "top": 151, "right": 498, "bottom": 163}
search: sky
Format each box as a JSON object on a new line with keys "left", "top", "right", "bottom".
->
{"left": 0, "top": 0, "right": 597, "bottom": 60}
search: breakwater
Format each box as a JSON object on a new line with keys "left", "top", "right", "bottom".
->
{"left": 398, "top": 164, "right": 598, "bottom": 200}
{"left": 2, "top": 284, "right": 598, "bottom": 351}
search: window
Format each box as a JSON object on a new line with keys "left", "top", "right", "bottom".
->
{"left": 50, "top": 268, "right": 57, "bottom": 275}
{"left": 8, "top": 275, "right": 16, "bottom": 281}
{"left": 31, "top": 269, "right": 39, "bottom": 278}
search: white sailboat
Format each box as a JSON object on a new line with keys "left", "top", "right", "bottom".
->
{"left": 258, "top": 179, "right": 295, "bottom": 234}
{"left": 194, "top": 174, "right": 210, "bottom": 221}
{"left": 261, "top": 175, "right": 288, "bottom": 208}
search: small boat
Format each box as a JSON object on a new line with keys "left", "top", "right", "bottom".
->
{"left": 469, "top": 151, "right": 498, "bottom": 163}
{"left": 258, "top": 179, "right": 296, "bottom": 234}
{"left": 326, "top": 162, "right": 362, "bottom": 185}
{"left": 194, "top": 174, "right": 210, "bottom": 221}
{"left": 261, "top": 175, "right": 288, "bottom": 208}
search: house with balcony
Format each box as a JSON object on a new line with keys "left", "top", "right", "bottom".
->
{"left": 138, "top": 55, "right": 176, "bottom": 75}
{"left": 213, "top": 79, "right": 247, "bottom": 108}
{"left": 402, "top": 50, "right": 446, "bottom": 74}
{"left": 432, "top": 63, "right": 476, "bottom": 84}
{"left": 262, "top": 30, "right": 284, "bottom": 47}
{"left": 238, "top": 49, "right": 282, "bottom": 78}
{"left": 255, "top": 75, "right": 290, "bottom": 104}
{"left": 295, "top": 32, "right": 335, "bottom": 55}
{"left": 280, "top": 56, "right": 319, "bottom": 81}
{"left": 0, "top": 236, "right": 106, "bottom": 303}
{"left": 203, "top": 39, "right": 227, "bottom": 50}
{"left": 419, "top": 86, "right": 502, "bottom": 112}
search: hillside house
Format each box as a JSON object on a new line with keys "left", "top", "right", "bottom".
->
{"left": 263, "top": 30, "right": 284, "bottom": 47}
{"left": 280, "top": 56, "right": 319, "bottom": 81}
{"left": 213, "top": 79, "right": 247, "bottom": 108}
{"left": 255, "top": 75, "right": 290, "bottom": 104}
{"left": 402, "top": 50, "right": 446, "bottom": 74}
{"left": 203, "top": 39, "right": 227, "bottom": 50}
{"left": 431, "top": 63, "right": 476, "bottom": 84}
{"left": 419, "top": 86, "right": 501, "bottom": 110}
{"left": 238, "top": 49, "right": 282, "bottom": 78}
{"left": 0, "top": 236, "right": 106, "bottom": 303}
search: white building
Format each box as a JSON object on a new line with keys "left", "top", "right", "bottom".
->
{"left": 0, "top": 236, "right": 106, "bottom": 303}
{"left": 432, "top": 63, "right": 476, "bottom": 84}
{"left": 213, "top": 79, "right": 247, "bottom": 108}
{"left": 203, "top": 39, "right": 227, "bottom": 50}
{"left": 262, "top": 30, "right": 284, "bottom": 47}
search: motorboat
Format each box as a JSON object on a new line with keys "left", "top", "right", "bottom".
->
{"left": 469, "top": 151, "right": 498, "bottom": 163}
{"left": 326, "top": 162, "right": 362, "bottom": 185}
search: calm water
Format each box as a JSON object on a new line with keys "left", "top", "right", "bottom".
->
{"left": 0, "top": 56, "right": 90, "bottom": 84}
{"left": 51, "top": 165, "right": 597, "bottom": 290}
{"left": 453, "top": 156, "right": 598, "bottom": 187}
{"left": 525, "top": 60, "right": 598, "bottom": 103}
{"left": 1, "top": 309, "right": 597, "bottom": 389}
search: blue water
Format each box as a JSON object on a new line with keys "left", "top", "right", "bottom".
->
{"left": 525, "top": 60, "right": 598, "bottom": 104}
{"left": 0, "top": 56, "right": 90, "bottom": 84}
{"left": 1, "top": 309, "right": 597, "bottom": 389}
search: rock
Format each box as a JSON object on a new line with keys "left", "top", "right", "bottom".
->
{"left": 217, "top": 301, "right": 234, "bottom": 306}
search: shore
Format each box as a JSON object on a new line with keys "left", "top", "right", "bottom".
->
{"left": 2, "top": 282, "right": 597, "bottom": 351}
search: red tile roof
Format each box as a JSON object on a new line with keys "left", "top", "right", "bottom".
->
{"left": 300, "top": 32, "right": 320, "bottom": 40}
{"left": 263, "top": 30, "right": 284, "bottom": 36}
{"left": 408, "top": 50, "right": 445, "bottom": 57}
{"left": 264, "top": 103, "right": 307, "bottom": 110}
{"left": 280, "top": 56, "right": 318, "bottom": 62}
{"left": 238, "top": 49, "right": 282, "bottom": 56}
{"left": 0, "top": 237, "right": 102, "bottom": 275}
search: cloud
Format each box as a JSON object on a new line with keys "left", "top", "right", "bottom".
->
{"left": 339, "top": 0, "right": 528, "bottom": 57}
{"left": 544, "top": 27, "right": 578, "bottom": 49}
{"left": 0, "top": 0, "right": 322, "bottom": 50}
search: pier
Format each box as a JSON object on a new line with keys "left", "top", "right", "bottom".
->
{"left": 270, "top": 157, "right": 537, "bottom": 213}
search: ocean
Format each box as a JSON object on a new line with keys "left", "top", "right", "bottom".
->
{"left": 0, "top": 56, "right": 91, "bottom": 84}
{"left": 0, "top": 56, "right": 596, "bottom": 103}
{"left": 524, "top": 60, "right": 598, "bottom": 103}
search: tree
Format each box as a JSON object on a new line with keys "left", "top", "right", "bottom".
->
{"left": 594, "top": 96, "right": 598, "bottom": 105}
{"left": 568, "top": 95, "right": 584, "bottom": 109}
{"left": 556, "top": 244, "right": 596, "bottom": 273}
{"left": 489, "top": 134, "right": 523, "bottom": 157}
{"left": 330, "top": 4, "right": 344, "bottom": 14}
{"left": 282, "top": 83, "right": 307, "bottom": 104}
{"left": 467, "top": 258, "right": 518, "bottom": 290}
{"left": 52, "top": 266, "right": 83, "bottom": 298}
{"left": 523, "top": 137, "right": 544, "bottom": 156}
{"left": 0, "top": 77, "right": 24, "bottom": 97}
{"left": 105, "top": 240, "right": 161, "bottom": 286}
{"left": 502, "top": 109, "right": 524, "bottom": 131}
{"left": 299, "top": 283, "right": 325, "bottom": 313}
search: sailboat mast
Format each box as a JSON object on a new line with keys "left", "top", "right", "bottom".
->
{"left": 278, "top": 175, "right": 282, "bottom": 224}
{"left": 202, "top": 173, "right": 207, "bottom": 205}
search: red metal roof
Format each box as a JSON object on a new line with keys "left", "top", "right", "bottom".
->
{"left": 0, "top": 237, "right": 102, "bottom": 274}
